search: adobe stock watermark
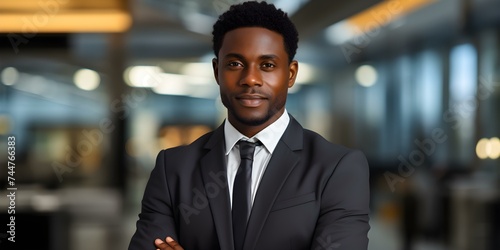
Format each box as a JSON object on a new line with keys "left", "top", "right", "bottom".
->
{"left": 179, "top": 171, "right": 227, "bottom": 224}
{"left": 314, "top": 233, "right": 341, "bottom": 250}
{"left": 342, "top": 1, "right": 403, "bottom": 63}
{"left": 7, "top": 0, "right": 69, "bottom": 54}
{"left": 51, "top": 88, "right": 148, "bottom": 182}
{"left": 385, "top": 76, "right": 497, "bottom": 192}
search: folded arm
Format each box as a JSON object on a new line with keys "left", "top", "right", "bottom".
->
{"left": 129, "top": 150, "right": 179, "bottom": 250}
{"left": 311, "top": 150, "right": 370, "bottom": 250}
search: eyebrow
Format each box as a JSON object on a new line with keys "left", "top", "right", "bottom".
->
{"left": 223, "top": 53, "right": 280, "bottom": 61}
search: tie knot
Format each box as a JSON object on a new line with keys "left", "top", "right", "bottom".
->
{"left": 238, "top": 140, "right": 261, "bottom": 160}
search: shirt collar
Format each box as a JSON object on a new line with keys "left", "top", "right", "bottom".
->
{"left": 224, "top": 109, "right": 290, "bottom": 155}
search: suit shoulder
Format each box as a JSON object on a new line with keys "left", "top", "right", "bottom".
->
{"left": 302, "top": 128, "right": 362, "bottom": 159}
{"left": 302, "top": 129, "right": 348, "bottom": 151}
{"left": 301, "top": 129, "right": 369, "bottom": 178}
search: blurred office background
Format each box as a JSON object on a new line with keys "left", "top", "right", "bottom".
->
{"left": 0, "top": 0, "right": 499, "bottom": 249}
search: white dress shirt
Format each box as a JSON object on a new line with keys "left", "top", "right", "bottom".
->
{"left": 224, "top": 110, "right": 290, "bottom": 208}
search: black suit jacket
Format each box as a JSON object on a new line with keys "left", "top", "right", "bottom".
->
{"left": 129, "top": 116, "right": 370, "bottom": 250}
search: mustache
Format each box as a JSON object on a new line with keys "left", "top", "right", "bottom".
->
{"left": 235, "top": 89, "right": 269, "bottom": 99}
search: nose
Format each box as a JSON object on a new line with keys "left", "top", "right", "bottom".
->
{"left": 239, "top": 65, "right": 262, "bottom": 87}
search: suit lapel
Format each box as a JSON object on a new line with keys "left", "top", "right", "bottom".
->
{"left": 243, "top": 116, "right": 303, "bottom": 250}
{"left": 200, "top": 124, "right": 235, "bottom": 250}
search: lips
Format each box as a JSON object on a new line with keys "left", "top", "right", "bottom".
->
{"left": 236, "top": 94, "right": 266, "bottom": 107}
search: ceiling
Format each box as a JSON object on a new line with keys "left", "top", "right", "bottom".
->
{"left": 1, "top": 0, "right": 499, "bottom": 84}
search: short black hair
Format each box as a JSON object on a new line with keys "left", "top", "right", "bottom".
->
{"left": 212, "top": 1, "right": 299, "bottom": 63}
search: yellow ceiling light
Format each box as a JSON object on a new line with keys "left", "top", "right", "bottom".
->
{"left": 347, "top": 0, "right": 437, "bottom": 32}
{"left": 489, "top": 137, "right": 500, "bottom": 160}
{"left": 476, "top": 137, "right": 500, "bottom": 160}
{"left": 476, "top": 138, "right": 490, "bottom": 160}
{"left": 325, "top": 0, "right": 437, "bottom": 45}
{"left": 0, "top": 0, "right": 131, "bottom": 33}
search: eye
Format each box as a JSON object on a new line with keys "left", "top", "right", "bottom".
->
{"left": 227, "top": 61, "right": 243, "bottom": 68}
{"left": 262, "top": 63, "right": 275, "bottom": 68}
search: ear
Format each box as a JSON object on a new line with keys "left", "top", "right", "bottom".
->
{"left": 288, "top": 60, "right": 298, "bottom": 88}
{"left": 212, "top": 58, "right": 219, "bottom": 85}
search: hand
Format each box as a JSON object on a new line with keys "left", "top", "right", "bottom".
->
{"left": 155, "top": 237, "right": 184, "bottom": 250}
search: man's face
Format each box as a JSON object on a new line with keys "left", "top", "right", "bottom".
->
{"left": 213, "top": 27, "right": 298, "bottom": 132}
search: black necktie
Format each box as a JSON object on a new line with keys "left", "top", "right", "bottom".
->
{"left": 233, "top": 140, "right": 260, "bottom": 250}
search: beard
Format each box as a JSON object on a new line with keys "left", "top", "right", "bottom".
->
{"left": 230, "top": 108, "right": 274, "bottom": 126}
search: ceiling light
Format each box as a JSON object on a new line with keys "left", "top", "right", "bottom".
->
{"left": 124, "top": 66, "right": 163, "bottom": 87}
{"left": 74, "top": 68, "right": 100, "bottom": 91}
{"left": 325, "top": 21, "right": 357, "bottom": 45}
{"left": 325, "top": 0, "right": 437, "bottom": 46}
{"left": 0, "top": 1, "right": 131, "bottom": 33}
{"left": 355, "top": 65, "right": 377, "bottom": 87}
{"left": 180, "top": 63, "right": 213, "bottom": 79}
{"left": 489, "top": 137, "right": 500, "bottom": 160}
{"left": 1, "top": 67, "right": 19, "bottom": 86}
{"left": 476, "top": 138, "right": 489, "bottom": 159}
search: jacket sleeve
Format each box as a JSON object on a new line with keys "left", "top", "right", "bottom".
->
{"left": 129, "top": 150, "right": 178, "bottom": 250}
{"left": 310, "top": 150, "right": 370, "bottom": 250}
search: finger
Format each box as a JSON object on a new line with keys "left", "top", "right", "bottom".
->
{"left": 155, "top": 238, "right": 171, "bottom": 250}
{"left": 165, "top": 237, "right": 184, "bottom": 250}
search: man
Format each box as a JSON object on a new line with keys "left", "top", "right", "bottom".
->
{"left": 129, "top": 2, "right": 370, "bottom": 250}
